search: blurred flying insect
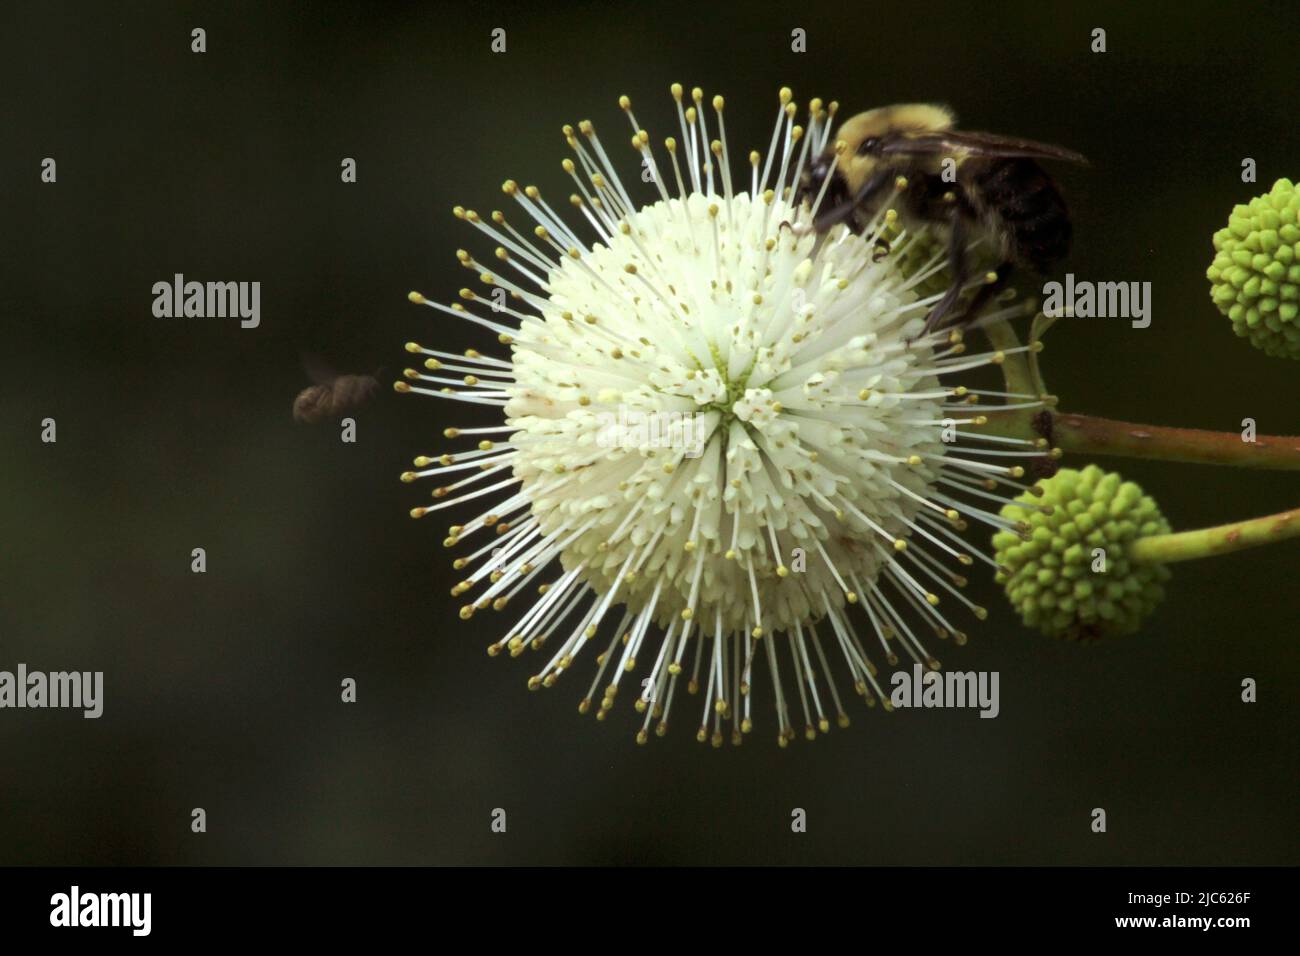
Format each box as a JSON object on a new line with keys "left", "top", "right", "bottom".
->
{"left": 293, "top": 354, "right": 379, "bottom": 424}
{"left": 799, "top": 104, "right": 1087, "bottom": 335}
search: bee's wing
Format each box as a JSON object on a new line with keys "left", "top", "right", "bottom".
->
{"left": 301, "top": 352, "right": 338, "bottom": 385}
{"left": 881, "top": 130, "right": 1088, "bottom": 165}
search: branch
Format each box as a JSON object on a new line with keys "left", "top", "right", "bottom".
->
{"left": 1051, "top": 414, "right": 1300, "bottom": 471}
{"left": 976, "top": 318, "right": 1300, "bottom": 469}
{"left": 1129, "top": 507, "right": 1300, "bottom": 564}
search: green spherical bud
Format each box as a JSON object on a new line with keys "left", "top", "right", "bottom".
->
{"left": 1206, "top": 178, "right": 1300, "bottom": 359}
{"left": 992, "top": 465, "right": 1171, "bottom": 641}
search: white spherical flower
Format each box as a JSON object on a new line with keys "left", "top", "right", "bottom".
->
{"left": 398, "top": 86, "right": 1049, "bottom": 745}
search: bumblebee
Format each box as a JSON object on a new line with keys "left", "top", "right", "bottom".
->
{"left": 800, "top": 104, "right": 1086, "bottom": 335}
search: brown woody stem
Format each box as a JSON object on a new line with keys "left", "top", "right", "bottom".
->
{"left": 977, "top": 317, "right": 1300, "bottom": 470}
{"left": 1050, "top": 415, "right": 1300, "bottom": 470}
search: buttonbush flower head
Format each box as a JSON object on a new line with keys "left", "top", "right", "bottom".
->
{"left": 398, "top": 85, "right": 1051, "bottom": 745}
{"left": 1207, "top": 177, "right": 1300, "bottom": 359}
{"left": 993, "top": 465, "right": 1171, "bottom": 641}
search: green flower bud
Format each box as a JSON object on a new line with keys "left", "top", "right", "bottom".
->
{"left": 992, "top": 465, "right": 1171, "bottom": 641}
{"left": 1206, "top": 178, "right": 1300, "bottom": 359}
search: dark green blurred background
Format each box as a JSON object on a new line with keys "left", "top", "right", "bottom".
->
{"left": 1, "top": 0, "right": 1296, "bottom": 865}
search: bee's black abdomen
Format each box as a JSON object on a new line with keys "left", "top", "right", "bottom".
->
{"left": 965, "top": 158, "right": 1072, "bottom": 272}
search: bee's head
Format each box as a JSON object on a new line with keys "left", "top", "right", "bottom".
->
{"left": 797, "top": 153, "right": 844, "bottom": 209}
{"left": 832, "top": 103, "right": 955, "bottom": 194}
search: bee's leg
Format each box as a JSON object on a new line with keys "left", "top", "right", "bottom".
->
{"left": 920, "top": 215, "right": 971, "bottom": 336}
{"left": 956, "top": 261, "right": 1015, "bottom": 328}
{"left": 813, "top": 168, "right": 891, "bottom": 233}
